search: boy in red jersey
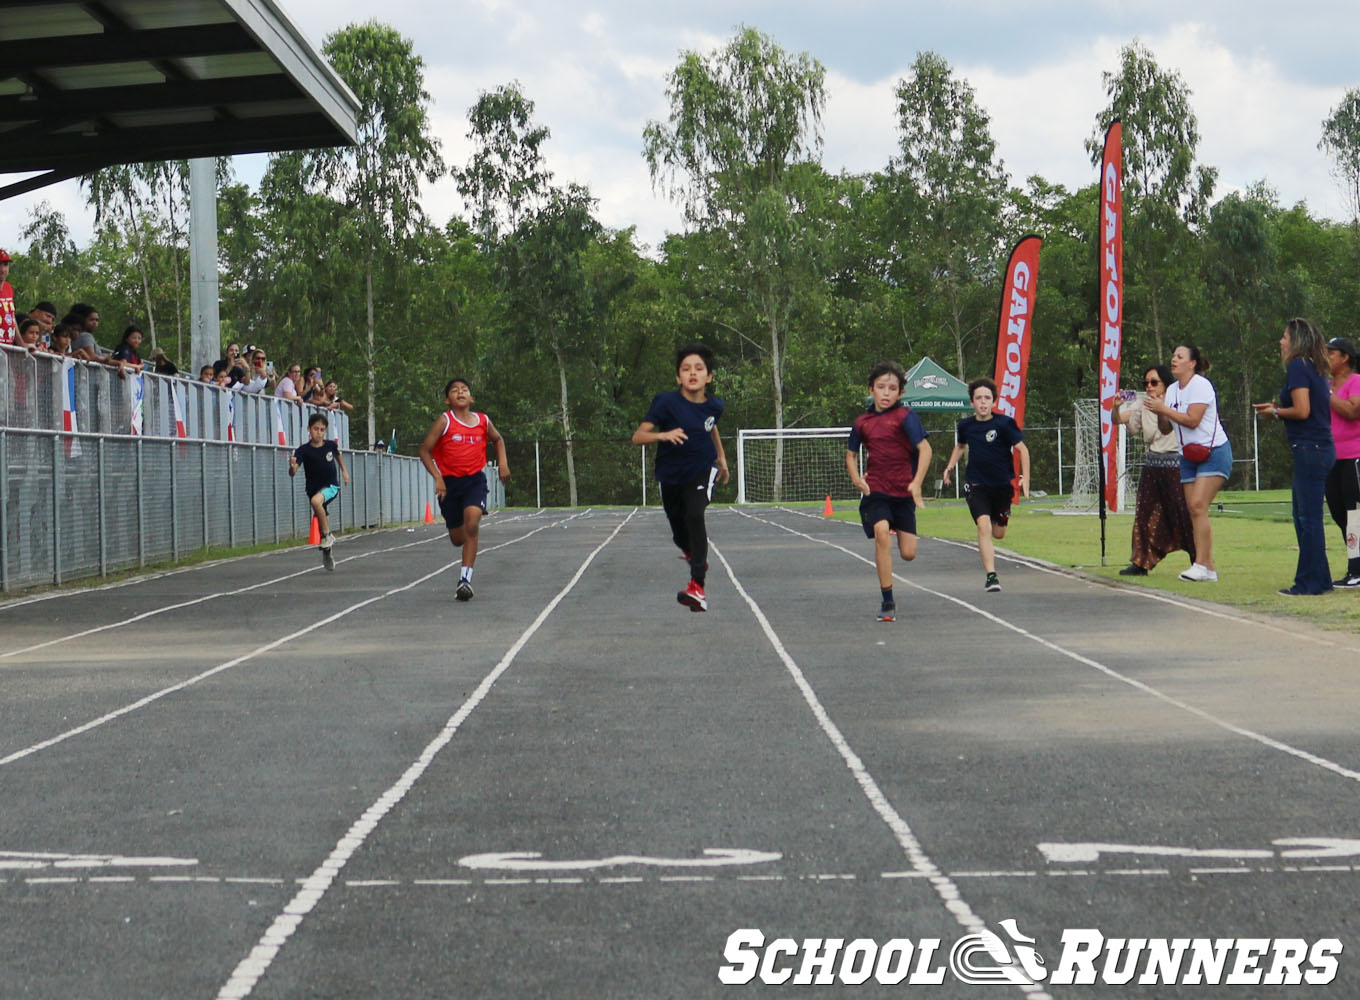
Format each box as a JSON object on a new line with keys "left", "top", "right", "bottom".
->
{"left": 419, "top": 378, "right": 511, "bottom": 601}
{"left": 846, "top": 360, "right": 932, "bottom": 621}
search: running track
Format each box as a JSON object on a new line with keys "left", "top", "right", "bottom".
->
{"left": 2, "top": 506, "right": 1359, "bottom": 999}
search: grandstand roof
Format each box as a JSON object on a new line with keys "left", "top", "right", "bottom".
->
{"left": 0, "top": 0, "right": 358, "bottom": 201}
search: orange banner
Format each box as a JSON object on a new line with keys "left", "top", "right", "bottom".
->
{"left": 992, "top": 234, "right": 1042, "bottom": 498}
{"left": 1099, "top": 121, "right": 1123, "bottom": 513}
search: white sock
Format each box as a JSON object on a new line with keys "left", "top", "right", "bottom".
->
{"left": 461, "top": 566, "right": 474, "bottom": 583}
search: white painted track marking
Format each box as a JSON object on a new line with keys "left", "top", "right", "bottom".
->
{"left": 214, "top": 510, "right": 636, "bottom": 1000}
{"left": 0, "top": 513, "right": 590, "bottom": 768}
{"left": 740, "top": 508, "right": 1360, "bottom": 786}
{"left": 711, "top": 540, "right": 1050, "bottom": 1000}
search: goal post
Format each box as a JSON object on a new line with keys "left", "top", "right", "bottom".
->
{"left": 1064, "top": 398, "right": 1140, "bottom": 512}
{"left": 737, "top": 427, "right": 860, "bottom": 504}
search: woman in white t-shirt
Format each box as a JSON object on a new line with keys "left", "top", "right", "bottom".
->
{"left": 1144, "top": 344, "right": 1232, "bottom": 583}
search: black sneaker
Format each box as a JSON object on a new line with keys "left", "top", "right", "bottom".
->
{"left": 456, "top": 580, "right": 474, "bottom": 602}
{"left": 1334, "top": 574, "right": 1360, "bottom": 588}
{"left": 877, "top": 601, "right": 895, "bottom": 622}
{"left": 985, "top": 572, "right": 1001, "bottom": 593}
{"left": 1118, "top": 564, "right": 1147, "bottom": 576}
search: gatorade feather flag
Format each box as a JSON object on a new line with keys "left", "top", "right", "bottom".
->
{"left": 273, "top": 398, "right": 288, "bottom": 447}
{"left": 1098, "top": 119, "right": 1124, "bottom": 514}
{"left": 992, "top": 234, "right": 1042, "bottom": 500}
{"left": 129, "top": 372, "right": 145, "bottom": 435}
{"left": 61, "top": 357, "right": 81, "bottom": 456}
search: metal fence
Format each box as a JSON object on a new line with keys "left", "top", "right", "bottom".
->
{"left": 0, "top": 427, "right": 439, "bottom": 593}
{"left": 1, "top": 344, "right": 349, "bottom": 448}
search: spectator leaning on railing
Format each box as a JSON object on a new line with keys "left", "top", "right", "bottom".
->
{"left": 0, "top": 248, "right": 17, "bottom": 346}
{"left": 239, "top": 348, "right": 278, "bottom": 393}
{"left": 17, "top": 317, "right": 41, "bottom": 349}
{"left": 109, "top": 325, "right": 143, "bottom": 376}
{"left": 29, "top": 300, "right": 56, "bottom": 337}
{"left": 276, "top": 364, "right": 302, "bottom": 402}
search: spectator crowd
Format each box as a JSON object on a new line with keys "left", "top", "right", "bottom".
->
{"left": 1, "top": 246, "right": 355, "bottom": 414}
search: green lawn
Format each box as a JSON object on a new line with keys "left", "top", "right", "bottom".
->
{"left": 824, "top": 489, "right": 1360, "bottom": 634}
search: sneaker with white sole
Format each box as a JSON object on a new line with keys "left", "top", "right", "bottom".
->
{"left": 877, "top": 601, "right": 895, "bottom": 622}
{"left": 320, "top": 532, "right": 335, "bottom": 550}
{"left": 1178, "top": 563, "right": 1218, "bottom": 582}
{"left": 455, "top": 580, "right": 474, "bottom": 602}
{"left": 677, "top": 579, "right": 707, "bottom": 612}
{"left": 985, "top": 572, "right": 1001, "bottom": 593}
{"left": 1334, "top": 574, "right": 1360, "bottom": 588}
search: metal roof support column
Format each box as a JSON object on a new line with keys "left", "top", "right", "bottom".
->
{"left": 189, "top": 157, "right": 220, "bottom": 373}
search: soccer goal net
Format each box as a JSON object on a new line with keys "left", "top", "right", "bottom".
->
{"left": 737, "top": 427, "right": 860, "bottom": 504}
{"left": 1064, "top": 398, "right": 1143, "bottom": 512}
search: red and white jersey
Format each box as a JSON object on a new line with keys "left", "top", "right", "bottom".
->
{"left": 432, "top": 410, "right": 489, "bottom": 477}
{"left": 0, "top": 282, "right": 16, "bottom": 346}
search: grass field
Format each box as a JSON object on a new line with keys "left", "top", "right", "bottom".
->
{"left": 825, "top": 489, "right": 1360, "bottom": 634}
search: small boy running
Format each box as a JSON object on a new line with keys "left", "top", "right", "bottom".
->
{"left": 943, "top": 377, "right": 1030, "bottom": 592}
{"left": 289, "top": 412, "right": 350, "bottom": 570}
{"left": 418, "top": 378, "right": 511, "bottom": 601}
{"left": 632, "top": 342, "right": 729, "bottom": 612}
{"left": 847, "top": 361, "right": 932, "bottom": 622}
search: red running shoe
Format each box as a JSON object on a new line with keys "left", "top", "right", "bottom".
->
{"left": 677, "top": 579, "right": 708, "bottom": 612}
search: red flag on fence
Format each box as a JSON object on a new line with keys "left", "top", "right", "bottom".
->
{"left": 1098, "top": 120, "right": 1124, "bottom": 515}
{"left": 992, "top": 234, "right": 1042, "bottom": 500}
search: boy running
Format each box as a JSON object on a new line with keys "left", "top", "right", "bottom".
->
{"left": 943, "top": 377, "right": 1030, "bottom": 592}
{"left": 289, "top": 413, "right": 350, "bottom": 571}
{"left": 418, "top": 378, "right": 511, "bottom": 601}
{"left": 847, "top": 360, "right": 932, "bottom": 622}
{"left": 632, "top": 342, "right": 729, "bottom": 612}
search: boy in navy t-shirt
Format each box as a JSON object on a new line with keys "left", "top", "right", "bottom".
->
{"left": 943, "top": 377, "right": 1030, "bottom": 592}
{"left": 846, "top": 360, "right": 932, "bottom": 622}
{"left": 632, "top": 342, "right": 728, "bottom": 612}
{"left": 289, "top": 413, "right": 350, "bottom": 570}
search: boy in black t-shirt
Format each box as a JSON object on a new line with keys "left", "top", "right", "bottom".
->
{"left": 289, "top": 413, "right": 350, "bottom": 570}
{"left": 943, "top": 378, "right": 1030, "bottom": 592}
{"left": 846, "top": 360, "right": 932, "bottom": 622}
{"left": 632, "top": 342, "right": 729, "bottom": 612}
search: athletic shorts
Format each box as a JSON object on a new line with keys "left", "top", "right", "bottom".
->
{"left": 964, "top": 482, "right": 1012, "bottom": 526}
{"left": 439, "top": 472, "right": 488, "bottom": 530}
{"left": 1179, "top": 440, "right": 1233, "bottom": 483}
{"left": 860, "top": 492, "right": 916, "bottom": 538}
{"left": 310, "top": 484, "right": 339, "bottom": 507}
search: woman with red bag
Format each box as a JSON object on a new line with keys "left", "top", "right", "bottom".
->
{"left": 1144, "top": 343, "right": 1231, "bottom": 583}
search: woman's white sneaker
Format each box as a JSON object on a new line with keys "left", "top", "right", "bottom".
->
{"left": 1179, "top": 563, "right": 1218, "bottom": 582}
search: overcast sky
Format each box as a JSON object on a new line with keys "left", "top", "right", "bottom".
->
{"left": 4, "top": 0, "right": 1359, "bottom": 256}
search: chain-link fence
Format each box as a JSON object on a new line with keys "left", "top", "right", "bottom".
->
{"left": 0, "top": 427, "right": 436, "bottom": 592}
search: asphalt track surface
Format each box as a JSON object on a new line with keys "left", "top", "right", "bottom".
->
{"left": 3, "top": 505, "right": 1360, "bottom": 999}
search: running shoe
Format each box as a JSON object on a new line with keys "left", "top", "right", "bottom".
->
{"left": 322, "top": 546, "right": 334, "bottom": 572}
{"left": 1334, "top": 574, "right": 1360, "bottom": 588}
{"left": 456, "top": 580, "right": 474, "bottom": 602}
{"left": 320, "top": 532, "right": 335, "bottom": 550}
{"left": 1178, "top": 563, "right": 1218, "bottom": 582}
{"left": 877, "top": 601, "right": 895, "bottom": 622}
{"left": 985, "top": 572, "right": 1001, "bottom": 593}
{"left": 677, "top": 579, "right": 707, "bottom": 612}
{"left": 1118, "top": 564, "right": 1147, "bottom": 576}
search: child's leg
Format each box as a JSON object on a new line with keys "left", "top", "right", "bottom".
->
{"left": 872, "top": 521, "right": 895, "bottom": 589}
{"left": 896, "top": 531, "right": 918, "bottom": 561}
{"left": 680, "top": 482, "right": 710, "bottom": 585}
{"left": 976, "top": 515, "right": 996, "bottom": 573}
{"left": 460, "top": 507, "right": 483, "bottom": 568}
{"left": 660, "top": 484, "right": 689, "bottom": 555}
{"left": 310, "top": 492, "right": 330, "bottom": 539}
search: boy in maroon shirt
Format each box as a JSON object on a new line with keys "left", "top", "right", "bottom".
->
{"left": 846, "top": 360, "right": 932, "bottom": 621}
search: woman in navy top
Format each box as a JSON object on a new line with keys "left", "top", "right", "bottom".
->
{"left": 1254, "top": 318, "right": 1335, "bottom": 595}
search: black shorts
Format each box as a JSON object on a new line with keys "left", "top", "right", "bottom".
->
{"left": 439, "top": 472, "right": 488, "bottom": 530}
{"left": 860, "top": 493, "right": 916, "bottom": 538}
{"left": 965, "top": 482, "right": 1012, "bottom": 526}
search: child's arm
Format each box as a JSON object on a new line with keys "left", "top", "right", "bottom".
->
{"left": 845, "top": 450, "right": 869, "bottom": 495}
{"left": 335, "top": 448, "right": 350, "bottom": 487}
{"left": 910, "top": 439, "right": 932, "bottom": 505}
{"left": 632, "top": 421, "right": 685, "bottom": 446}
{"left": 942, "top": 443, "right": 965, "bottom": 485}
{"left": 418, "top": 415, "right": 449, "bottom": 499}
{"left": 711, "top": 426, "right": 729, "bottom": 485}
{"left": 1014, "top": 441, "right": 1031, "bottom": 498}
{"left": 487, "top": 418, "right": 511, "bottom": 482}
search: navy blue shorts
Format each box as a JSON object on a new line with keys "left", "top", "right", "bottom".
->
{"left": 439, "top": 472, "right": 488, "bottom": 530}
{"left": 860, "top": 493, "right": 916, "bottom": 538}
{"left": 965, "top": 482, "right": 1012, "bottom": 526}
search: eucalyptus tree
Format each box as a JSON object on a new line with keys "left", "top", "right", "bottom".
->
{"left": 1087, "top": 41, "right": 1217, "bottom": 360}
{"left": 1320, "top": 87, "right": 1360, "bottom": 280}
{"left": 891, "top": 50, "right": 1009, "bottom": 379}
{"left": 304, "top": 21, "right": 444, "bottom": 447}
{"left": 642, "top": 25, "right": 828, "bottom": 497}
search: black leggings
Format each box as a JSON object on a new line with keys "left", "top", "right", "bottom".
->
{"left": 661, "top": 475, "right": 713, "bottom": 585}
{"left": 1325, "top": 457, "right": 1360, "bottom": 575}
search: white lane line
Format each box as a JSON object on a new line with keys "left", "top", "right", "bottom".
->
{"left": 741, "top": 509, "right": 1360, "bottom": 788}
{"left": 0, "top": 513, "right": 591, "bottom": 768}
{"left": 711, "top": 540, "right": 1050, "bottom": 1000}
{"left": 774, "top": 504, "right": 1360, "bottom": 653}
{"left": 214, "top": 509, "right": 636, "bottom": 1000}
{"left": 0, "top": 513, "right": 567, "bottom": 662}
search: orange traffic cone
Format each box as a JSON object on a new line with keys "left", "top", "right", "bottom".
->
{"left": 823, "top": 495, "right": 834, "bottom": 518}
{"left": 424, "top": 501, "right": 435, "bottom": 524}
{"left": 308, "top": 516, "right": 321, "bottom": 545}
